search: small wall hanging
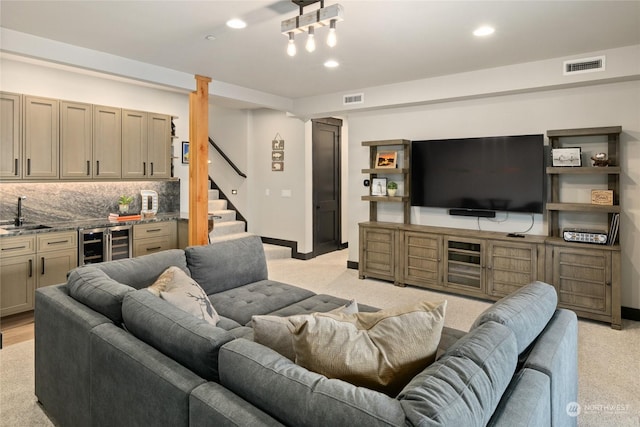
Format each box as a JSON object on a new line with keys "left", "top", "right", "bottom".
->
{"left": 272, "top": 133, "right": 285, "bottom": 172}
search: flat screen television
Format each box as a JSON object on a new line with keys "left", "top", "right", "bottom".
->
{"left": 410, "top": 134, "right": 545, "bottom": 215}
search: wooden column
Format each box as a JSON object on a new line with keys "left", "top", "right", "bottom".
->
{"left": 188, "top": 75, "right": 212, "bottom": 246}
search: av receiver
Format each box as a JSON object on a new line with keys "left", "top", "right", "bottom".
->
{"left": 562, "top": 229, "right": 608, "bottom": 245}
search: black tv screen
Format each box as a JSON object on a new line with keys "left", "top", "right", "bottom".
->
{"left": 410, "top": 134, "right": 545, "bottom": 214}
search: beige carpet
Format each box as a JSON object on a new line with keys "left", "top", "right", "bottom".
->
{"left": 1, "top": 249, "right": 639, "bottom": 426}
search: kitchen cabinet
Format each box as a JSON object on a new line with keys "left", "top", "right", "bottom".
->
{"left": 0, "top": 235, "right": 36, "bottom": 316}
{"left": 0, "top": 92, "right": 22, "bottom": 180}
{"left": 122, "top": 111, "right": 171, "bottom": 179}
{"left": 93, "top": 105, "right": 122, "bottom": 179}
{"left": 133, "top": 221, "right": 177, "bottom": 257}
{"left": 36, "top": 231, "right": 78, "bottom": 288}
{"left": 60, "top": 101, "right": 93, "bottom": 179}
{"left": 24, "top": 96, "right": 59, "bottom": 179}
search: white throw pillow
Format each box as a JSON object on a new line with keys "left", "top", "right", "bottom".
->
{"left": 148, "top": 266, "right": 219, "bottom": 325}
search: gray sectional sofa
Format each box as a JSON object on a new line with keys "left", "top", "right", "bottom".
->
{"left": 34, "top": 234, "right": 578, "bottom": 427}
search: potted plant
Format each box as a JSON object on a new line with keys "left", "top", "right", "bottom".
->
{"left": 387, "top": 181, "right": 398, "bottom": 197}
{"left": 118, "top": 195, "right": 133, "bottom": 214}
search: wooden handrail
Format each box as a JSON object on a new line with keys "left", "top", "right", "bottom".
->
{"left": 209, "top": 137, "right": 247, "bottom": 178}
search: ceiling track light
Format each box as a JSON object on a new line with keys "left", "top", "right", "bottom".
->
{"left": 281, "top": 1, "right": 343, "bottom": 55}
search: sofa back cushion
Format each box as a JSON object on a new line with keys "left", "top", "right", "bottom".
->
{"left": 185, "top": 235, "right": 268, "bottom": 295}
{"left": 91, "top": 249, "right": 188, "bottom": 289}
{"left": 68, "top": 267, "right": 135, "bottom": 324}
{"left": 122, "top": 289, "right": 251, "bottom": 382}
{"left": 399, "top": 321, "right": 518, "bottom": 427}
{"left": 471, "top": 281, "right": 557, "bottom": 354}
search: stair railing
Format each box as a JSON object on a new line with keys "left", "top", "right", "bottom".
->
{"left": 208, "top": 136, "right": 247, "bottom": 231}
{"left": 209, "top": 137, "right": 247, "bottom": 178}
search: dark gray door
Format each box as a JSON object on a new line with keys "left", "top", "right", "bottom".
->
{"left": 312, "top": 118, "right": 342, "bottom": 256}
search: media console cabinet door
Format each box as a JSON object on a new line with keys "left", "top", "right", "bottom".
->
{"left": 486, "top": 241, "right": 539, "bottom": 298}
{"left": 402, "top": 231, "right": 442, "bottom": 287}
{"left": 444, "top": 236, "right": 485, "bottom": 297}
{"left": 359, "top": 226, "right": 396, "bottom": 282}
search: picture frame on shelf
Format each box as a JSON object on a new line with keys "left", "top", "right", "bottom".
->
{"left": 375, "top": 151, "right": 397, "bottom": 168}
{"left": 551, "top": 147, "right": 581, "bottom": 167}
{"left": 181, "top": 141, "right": 189, "bottom": 164}
{"left": 371, "top": 178, "right": 387, "bottom": 196}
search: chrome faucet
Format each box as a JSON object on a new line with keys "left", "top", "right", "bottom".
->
{"left": 15, "top": 196, "right": 26, "bottom": 226}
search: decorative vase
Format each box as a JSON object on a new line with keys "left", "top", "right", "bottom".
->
{"left": 388, "top": 188, "right": 397, "bottom": 197}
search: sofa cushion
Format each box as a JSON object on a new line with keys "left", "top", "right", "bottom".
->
{"left": 399, "top": 321, "right": 518, "bottom": 427}
{"left": 209, "top": 280, "right": 315, "bottom": 326}
{"left": 92, "top": 248, "right": 189, "bottom": 289}
{"left": 472, "top": 281, "right": 557, "bottom": 353}
{"left": 289, "top": 300, "right": 447, "bottom": 396}
{"left": 264, "top": 294, "right": 378, "bottom": 318}
{"left": 122, "top": 289, "right": 251, "bottom": 382}
{"left": 252, "top": 298, "right": 360, "bottom": 361}
{"left": 148, "top": 266, "right": 220, "bottom": 325}
{"left": 185, "top": 235, "right": 268, "bottom": 295}
{"left": 219, "top": 339, "right": 407, "bottom": 427}
{"left": 67, "top": 267, "right": 135, "bottom": 324}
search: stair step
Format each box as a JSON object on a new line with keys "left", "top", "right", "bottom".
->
{"left": 208, "top": 199, "right": 227, "bottom": 211}
{"left": 209, "top": 209, "right": 236, "bottom": 223}
{"left": 210, "top": 220, "right": 245, "bottom": 237}
{"left": 208, "top": 189, "right": 219, "bottom": 200}
{"left": 209, "top": 232, "right": 291, "bottom": 260}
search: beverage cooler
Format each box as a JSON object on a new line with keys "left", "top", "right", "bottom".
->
{"left": 78, "top": 225, "right": 132, "bottom": 265}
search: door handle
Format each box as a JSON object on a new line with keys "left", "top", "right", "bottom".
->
{"left": 87, "top": 160, "right": 91, "bottom": 176}
{"left": 14, "top": 159, "right": 19, "bottom": 176}
{"left": 29, "top": 259, "right": 33, "bottom": 277}
{"left": 42, "top": 257, "right": 45, "bottom": 275}
{"left": 96, "top": 160, "right": 100, "bottom": 176}
{"left": 143, "top": 162, "right": 146, "bottom": 176}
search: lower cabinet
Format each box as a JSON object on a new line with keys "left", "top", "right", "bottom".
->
{"left": 357, "top": 222, "right": 622, "bottom": 329}
{"left": 1, "top": 231, "right": 77, "bottom": 317}
{"left": 546, "top": 242, "right": 621, "bottom": 329}
{"left": 133, "top": 221, "right": 177, "bottom": 257}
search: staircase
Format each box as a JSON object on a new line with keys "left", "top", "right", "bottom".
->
{"left": 207, "top": 189, "right": 291, "bottom": 260}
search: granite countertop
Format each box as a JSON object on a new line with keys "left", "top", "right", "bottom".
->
{"left": 0, "top": 212, "right": 189, "bottom": 238}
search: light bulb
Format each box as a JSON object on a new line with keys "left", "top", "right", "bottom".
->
{"left": 327, "top": 20, "right": 337, "bottom": 47}
{"left": 306, "top": 26, "right": 316, "bottom": 52}
{"left": 287, "top": 32, "right": 296, "bottom": 56}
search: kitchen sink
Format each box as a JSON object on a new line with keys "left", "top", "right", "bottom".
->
{"left": 0, "top": 223, "right": 52, "bottom": 231}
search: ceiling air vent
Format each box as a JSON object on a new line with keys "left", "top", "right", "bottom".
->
{"left": 563, "top": 56, "right": 606, "bottom": 75}
{"left": 343, "top": 93, "right": 364, "bottom": 105}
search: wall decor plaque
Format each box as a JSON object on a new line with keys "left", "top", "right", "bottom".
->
{"left": 551, "top": 147, "right": 582, "bottom": 167}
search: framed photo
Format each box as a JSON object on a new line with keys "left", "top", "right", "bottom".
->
{"left": 371, "top": 178, "right": 387, "bottom": 196}
{"left": 272, "top": 161, "right": 284, "bottom": 172}
{"left": 182, "top": 142, "right": 189, "bottom": 164}
{"left": 272, "top": 151, "right": 284, "bottom": 161}
{"left": 552, "top": 147, "right": 581, "bottom": 167}
{"left": 272, "top": 139, "right": 285, "bottom": 150}
{"left": 375, "top": 151, "right": 397, "bottom": 168}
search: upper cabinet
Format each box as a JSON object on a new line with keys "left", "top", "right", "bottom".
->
{"left": 1, "top": 91, "right": 174, "bottom": 183}
{"left": 122, "top": 111, "right": 171, "bottom": 179}
{"left": 0, "top": 92, "right": 22, "bottom": 179}
{"left": 24, "top": 96, "right": 59, "bottom": 179}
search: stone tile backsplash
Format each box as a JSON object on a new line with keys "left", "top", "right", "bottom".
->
{"left": 0, "top": 180, "right": 180, "bottom": 223}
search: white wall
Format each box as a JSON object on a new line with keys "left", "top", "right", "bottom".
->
{"left": 247, "top": 109, "right": 309, "bottom": 252}
{"left": 347, "top": 80, "right": 640, "bottom": 309}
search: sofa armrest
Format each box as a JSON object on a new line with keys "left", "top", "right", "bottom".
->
{"left": 523, "top": 309, "right": 578, "bottom": 427}
{"left": 35, "top": 284, "right": 112, "bottom": 427}
{"left": 218, "top": 339, "right": 406, "bottom": 427}
{"left": 488, "top": 368, "right": 551, "bottom": 427}
{"left": 190, "top": 382, "right": 285, "bottom": 427}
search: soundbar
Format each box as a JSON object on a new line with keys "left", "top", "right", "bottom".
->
{"left": 449, "top": 209, "right": 496, "bottom": 218}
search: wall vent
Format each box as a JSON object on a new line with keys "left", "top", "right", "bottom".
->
{"left": 343, "top": 93, "right": 364, "bottom": 105}
{"left": 563, "top": 56, "right": 606, "bottom": 75}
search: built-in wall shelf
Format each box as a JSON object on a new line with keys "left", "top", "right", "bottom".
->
{"left": 546, "top": 166, "right": 621, "bottom": 175}
{"left": 546, "top": 202, "right": 621, "bottom": 213}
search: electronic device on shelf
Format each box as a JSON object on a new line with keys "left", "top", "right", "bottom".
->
{"left": 562, "top": 228, "right": 608, "bottom": 245}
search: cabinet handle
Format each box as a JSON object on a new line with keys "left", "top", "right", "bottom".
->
{"left": 42, "top": 257, "right": 45, "bottom": 275}
{"left": 150, "top": 162, "right": 154, "bottom": 176}
{"left": 146, "top": 246, "right": 162, "bottom": 251}
{"left": 146, "top": 228, "right": 162, "bottom": 233}
{"left": 14, "top": 159, "right": 19, "bottom": 176}
{"left": 606, "top": 281, "right": 612, "bottom": 287}
{"left": 47, "top": 240, "right": 69, "bottom": 245}
{"left": 1, "top": 245, "right": 28, "bottom": 252}
{"left": 29, "top": 259, "right": 33, "bottom": 277}
{"left": 27, "top": 158, "right": 31, "bottom": 175}
{"left": 143, "top": 162, "right": 146, "bottom": 176}
{"left": 96, "top": 160, "right": 100, "bottom": 175}
{"left": 87, "top": 160, "right": 91, "bottom": 176}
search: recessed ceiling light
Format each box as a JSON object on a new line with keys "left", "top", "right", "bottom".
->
{"left": 324, "top": 60, "right": 339, "bottom": 68}
{"left": 204, "top": 35, "right": 216, "bottom": 41}
{"left": 226, "top": 18, "right": 247, "bottom": 29}
{"left": 473, "top": 26, "right": 495, "bottom": 37}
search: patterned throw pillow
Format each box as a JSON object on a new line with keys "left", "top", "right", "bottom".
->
{"left": 148, "top": 266, "right": 219, "bottom": 325}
